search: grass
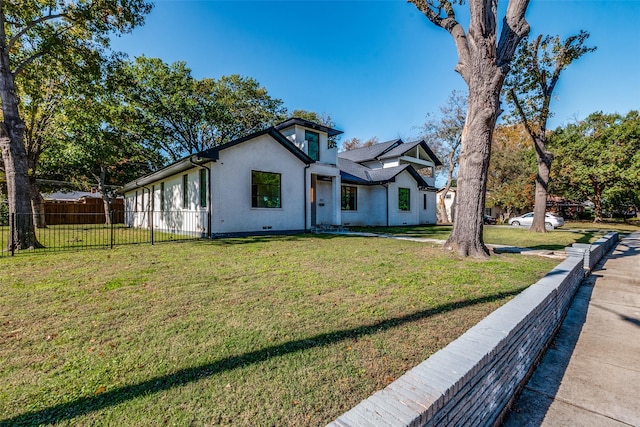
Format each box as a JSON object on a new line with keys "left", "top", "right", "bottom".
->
{"left": 0, "top": 234, "right": 560, "bottom": 426}
{"left": 0, "top": 223, "right": 200, "bottom": 256}
{"left": 353, "top": 220, "right": 639, "bottom": 251}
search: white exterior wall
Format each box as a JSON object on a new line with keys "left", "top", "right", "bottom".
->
{"left": 281, "top": 125, "right": 337, "bottom": 165}
{"left": 387, "top": 171, "right": 420, "bottom": 226}
{"left": 341, "top": 185, "right": 387, "bottom": 227}
{"left": 124, "top": 167, "right": 209, "bottom": 236}
{"left": 210, "top": 134, "right": 306, "bottom": 234}
{"left": 419, "top": 190, "right": 438, "bottom": 224}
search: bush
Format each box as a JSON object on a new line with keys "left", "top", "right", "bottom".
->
{"left": 0, "top": 195, "right": 8, "bottom": 227}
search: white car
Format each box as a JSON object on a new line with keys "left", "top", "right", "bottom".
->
{"left": 508, "top": 212, "right": 565, "bottom": 229}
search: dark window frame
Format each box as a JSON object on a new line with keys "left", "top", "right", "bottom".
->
{"left": 305, "top": 130, "right": 320, "bottom": 162}
{"left": 251, "top": 170, "right": 282, "bottom": 208}
{"left": 160, "top": 182, "right": 165, "bottom": 211}
{"left": 182, "top": 174, "right": 189, "bottom": 209}
{"left": 399, "top": 187, "right": 410, "bottom": 211}
{"left": 199, "top": 169, "right": 207, "bottom": 208}
{"left": 341, "top": 186, "right": 357, "bottom": 211}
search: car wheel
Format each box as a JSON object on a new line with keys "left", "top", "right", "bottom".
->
{"left": 545, "top": 222, "right": 553, "bottom": 229}
{"left": 511, "top": 221, "right": 520, "bottom": 226}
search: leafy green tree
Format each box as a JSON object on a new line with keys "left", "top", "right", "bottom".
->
{"left": 17, "top": 48, "right": 103, "bottom": 228}
{"left": 122, "top": 58, "right": 287, "bottom": 161}
{"left": 41, "top": 59, "right": 161, "bottom": 223}
{"left": 409, "top": 0, "right": 530, "bottom": 257}
{"left": 550, "top": 111, "right": 640, "bottom": 222}
{"left": 0, "top": 0, "right": 152, "bottom": 249}
{"left": 504, "top": 31, "right": 596, "bottom": 232}
{"left": 420, "top": 90, "right": 467, "bottom": 223}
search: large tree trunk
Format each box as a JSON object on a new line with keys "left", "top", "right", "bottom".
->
{"left": 0, "top": 22, "right": 42, "bottom": 250}
{"left": 439, "top": 150, "right": 458, "bottom": 224}
{"left": 445, "top": 84, "right": 499, "bottom": 257}
{"left": 438, "top": 194, "right": 448, "bottom": 223}
{"left": 29, "top": 177, "right": 47, "bottom": 229}
{"left": 592, "top": 184, "right": 603, "bottom": 223}
{"left": 0, "top": 124, "right": 42, "bottom": 250}
{"left": 94, "top": 167, "right": 113, "bottom": 225}
{"left": 530, "top": 136, "right": 553, "bottom": 232}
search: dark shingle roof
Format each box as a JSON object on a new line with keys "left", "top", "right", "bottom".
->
{"left": 275, "top": 117, "right": 343, "bottom": 137}
{"left": 377, "top": 139, "right": 443, "bottom": 166}
{"left": 338, "top": 138, "right": 442, "bottom": 166}
{"left": 339, "top": 158, "right": 430, "bottom": 188}
{"left": 337, "top": 139, "right": 402, "bottom": 162}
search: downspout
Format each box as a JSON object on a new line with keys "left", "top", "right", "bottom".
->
{"left": 190, "top": 157, "right": 212, "bottom": 239}
{"left": 304, "top": 163, "right": 310, "bottom": 232}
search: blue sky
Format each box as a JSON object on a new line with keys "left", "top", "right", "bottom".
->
{"left": 110, "top": 0, "right": 640, "bottom": 145}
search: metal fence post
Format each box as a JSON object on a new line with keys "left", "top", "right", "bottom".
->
{"left": 110, "top": 210, "right": 114, "bottom": 249}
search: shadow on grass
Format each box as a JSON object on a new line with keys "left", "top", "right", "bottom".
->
{"left": 1, "top": 289, "right": 525, "bottom": 426}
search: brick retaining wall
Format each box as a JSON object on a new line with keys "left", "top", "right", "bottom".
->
{"left": 328, "top": 232, "right": 618, "bottom": 427}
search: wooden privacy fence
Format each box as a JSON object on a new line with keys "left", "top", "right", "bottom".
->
{"left": 44, "top": 198, "right": 125, "bottom": 225}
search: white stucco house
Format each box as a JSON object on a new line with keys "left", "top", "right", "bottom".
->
{"left": 120, "top": 118, "right": 441, "bottom": 237}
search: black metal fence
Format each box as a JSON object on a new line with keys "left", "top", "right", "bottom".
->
{"left": 0, "top": 210, "right": 207, "bottom": 257}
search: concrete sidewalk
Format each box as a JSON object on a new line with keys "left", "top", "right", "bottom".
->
{"left": 503, "top": 232, "right": 640, "bottom": 427}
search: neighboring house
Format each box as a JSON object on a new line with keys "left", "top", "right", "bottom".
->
{"left": 120, "top": 118, "right": 442, "bottom": 237}
{"left": 436, "top": 187, "right": 457, "bottom": 223}
{"left": 43, "top": 190, "right": 124, "bottom": 224}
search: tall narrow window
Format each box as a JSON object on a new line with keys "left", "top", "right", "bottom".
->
{"left": 341, "top": 186, "right": 357, "bottom": 211}
{"left": 305, "top": 130, "right": 320, "bottom": 161}
{"left": 134, "top": 191, "right": 138, "bottom": 212}
{"left": 423, "top": 194, "right": 427, "bottom": 210}
{"left": 252, "top": 171, "right": 281, "bottom": 208}
{"left": 160, "top": 182, "right": 165, "bottom": 211}
{"left": 182, "top": 174, "right": 189, "bottom": 209}
{"left": 141, "top": 189, "right": 145, "bottom": 211}
{"left": 399, "top": 188, "right": 410, "bottom": 211}
{"left": 200, "top": 169, "right": 207, "bottom": 208}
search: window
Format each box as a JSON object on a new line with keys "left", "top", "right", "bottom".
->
{"left": 160, "top": 182, "right": 165, "bottom": 211}
{"left": 182, "top": 174, "right": 188, "bottom": 209}
{"left": 305, "top": 130, "right": 320, "bottom": 161}
{"left": 199, "top": 169, "right": 207, "bottom": 208}
{"left": 252, "top": 171, "right": 281, "bottom": 208}
{"left": 141, "top": 189, "right": 145, "bottom": 211}
{"left": 399, "top": 188, "right": 410, "bottom": 211}
{"left": 134, "top": 191, "right": 138, "bottom": 212}
{"left": 445, "top": 193, "right": 452, "bottom": 199}
{"left": 341, "top": 186, "right": 357, "bottom": 211}
{"left": 423, "top": 194, "right": 427, "bottom": 210}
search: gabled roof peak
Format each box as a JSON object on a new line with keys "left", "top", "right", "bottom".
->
{"left": 275, "top": 117, "right": 343, "bottom": 137}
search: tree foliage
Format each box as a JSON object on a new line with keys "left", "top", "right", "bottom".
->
{"left": 504, "top": 30, "right": 595, "bottom": 232}
{"left": 0, "top": 0, "right": 152, "bottom": 249}
{"left": 121, "top": 57, "right": 287, "bottom": 161}
{"left": 550, "top": 111, "right": 640, "bottom": 222}
{"left": 40, "top": 59, "right": 161, "bottom": 223}
{"left": 487, "top": 124, "right": 536, "bottom": 219}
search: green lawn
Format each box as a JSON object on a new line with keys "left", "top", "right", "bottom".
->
{"left": 353, "top": 221, "right": 639, "bottom": 251}
{"left": 0, "top": 235, "right": 560, "bottom": 426}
